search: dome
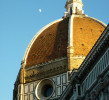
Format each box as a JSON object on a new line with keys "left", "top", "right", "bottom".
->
{"left": 23, "top": 15, "right": 106, "bottom": 68}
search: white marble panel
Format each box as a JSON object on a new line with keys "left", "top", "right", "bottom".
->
{"left": 18, "top": 84, "right": 24, "bottom": 95}
{"left": 57, "top": 86, "right": 61, "bottom": 96}
{"left": 29, "top": 94, "right": 34, "bottom": 100}
{"left": 30, "top": 83, "right": 34, "bottom": 92}
{"left": 24, "top": 85, "right": 28, "bottom": 93}
{"left": 24, "top": 95, "right": 28, "bottom": 100}
{"left": 62, "top": 74, "right": 66, "bottom": 84}
{"left": 62, "top": 85, "right": 66, "bottom": 92}
{"left": 56, "top": 76, "right": 61, "bottom": 85}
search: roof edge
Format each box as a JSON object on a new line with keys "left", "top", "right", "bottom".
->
{"left": 86, "top": 16, "right": 107, "bottom": 28}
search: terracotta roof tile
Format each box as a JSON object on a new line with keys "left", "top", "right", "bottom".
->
{"left": 26, "top": 18, "right": 69, "bottom": 67}
{"left": 73, "top": 17, "right": 105, "bottom": 56}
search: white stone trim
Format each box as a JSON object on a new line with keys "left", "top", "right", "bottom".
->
{"left": 86, "top": 16, "right": 107, "bottom": 27}
{"left": 23, "top": 19, "right": 63, "bottom": 66}
{"left": 68, "top": 15, "right": 75, "bottom": 47}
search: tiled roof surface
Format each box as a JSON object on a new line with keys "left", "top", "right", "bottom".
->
{"left": 25, "top": 17, "right": 105, "bottom": 68}
{"left": 26, "top": 18, "right": 69, "bottom": 67}
{"left": 73, "top": 17, "right": 105, "bottom": 56}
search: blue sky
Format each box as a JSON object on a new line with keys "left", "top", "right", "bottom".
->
{"left": 0, "top": 0, "right": 109, "bottom": 100}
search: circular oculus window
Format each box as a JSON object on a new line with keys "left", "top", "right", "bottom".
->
{"left": 35, "top": 79, "right": 54, "bottom": 100}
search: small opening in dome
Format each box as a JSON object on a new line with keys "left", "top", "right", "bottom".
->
{"left": 81, "top": 44, "right": 84, "bottom": 46}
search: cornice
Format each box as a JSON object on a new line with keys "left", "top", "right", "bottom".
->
{"left": 25, "top": 65, "right": 67, "bottom": 83}
{"left": 25, "top": 57, "right": 67, "bottom": 71}
{"left": 24, "top": 57, "right": 68, "bottom": 83}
